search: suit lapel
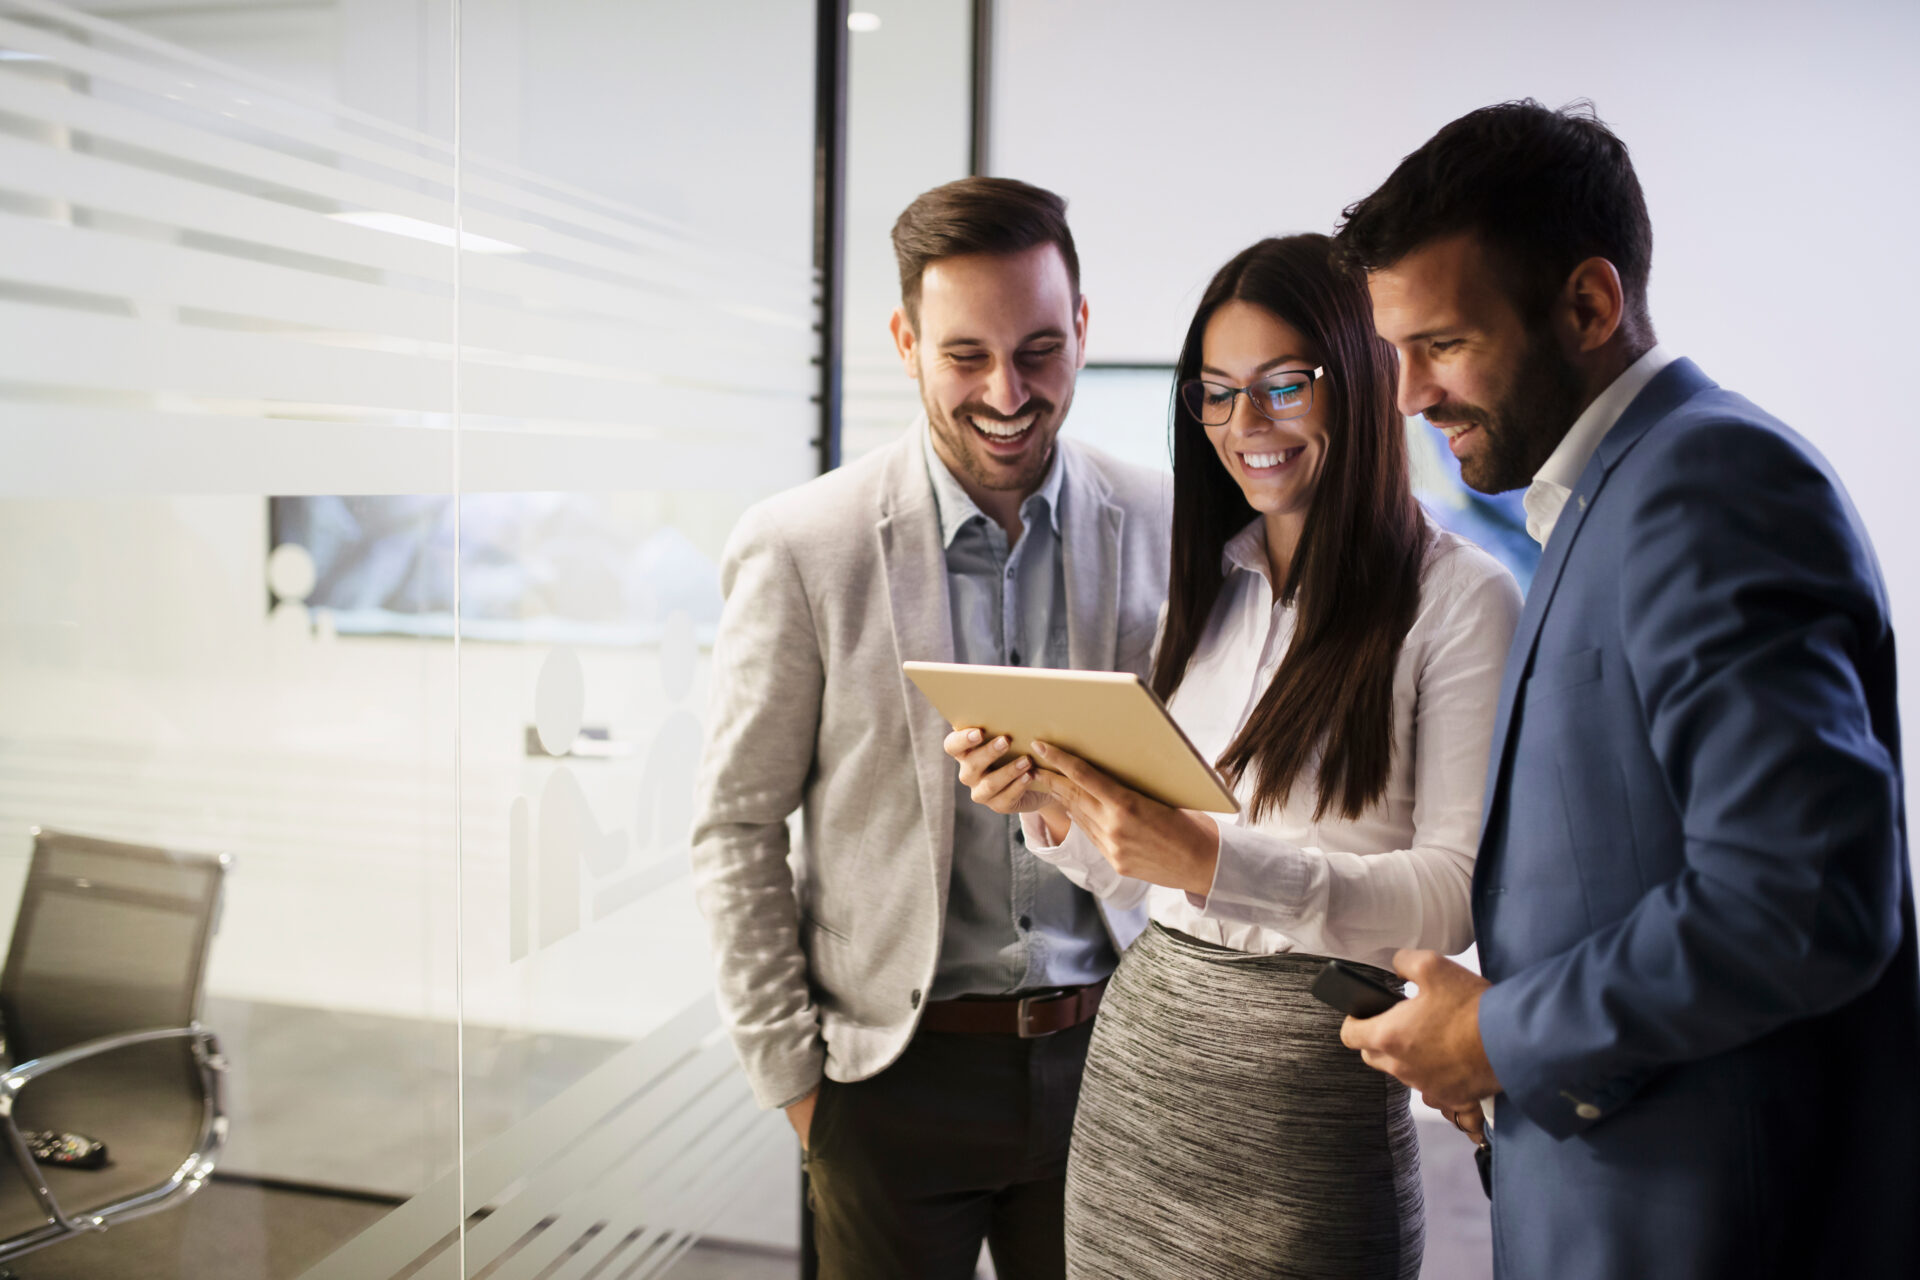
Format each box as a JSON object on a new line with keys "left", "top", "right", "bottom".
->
{"left": 1478, "top": 359, "right": 1717, "bottom": 845}
{"left": 1061, "top": 444, "right": 1122, "bottom": 673}
{"left": 877, "top": 431, "right": 959, "bottom": 901}
{"left": 1056, "top": 444, "right": 1147, "bottom": 948}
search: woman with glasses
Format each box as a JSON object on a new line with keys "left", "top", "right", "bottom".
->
{"left": 945, "top": 234, "right": 1520, "bottom": 1278}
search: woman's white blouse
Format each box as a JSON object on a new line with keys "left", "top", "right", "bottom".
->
{"left": 1023, "top": 520, "right": 1522, "bottom": 969}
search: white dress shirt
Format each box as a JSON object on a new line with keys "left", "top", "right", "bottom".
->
{"left": 1023, "top": 522, "right": 1522, "bottom": 970}
{"left": 1523, "top": 344, "right": 1676, "bottom": 547}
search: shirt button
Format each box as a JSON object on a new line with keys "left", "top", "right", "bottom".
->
{"left": 910, "top": 989, "right": 922, "bottom": 1009}
{"left": 1575, "top": 1102, "right": 1602, "bottom": 1121}
{"left": 1014, "top": 827, "right": 1025, "bottom": 844}
{"left": 1010, "top": 648, "right": 1022, "bottom": 666}
{"left": 1018, "top": 915, "right": 1032, "bottom": 931}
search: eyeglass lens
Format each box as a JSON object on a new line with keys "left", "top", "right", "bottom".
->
{"left": 1180, "top": 371, "right": 1314, "bottom": 425}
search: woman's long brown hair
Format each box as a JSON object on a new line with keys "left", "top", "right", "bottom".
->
{"left": 1150, "top": 234, "right": 1427, "bottom": 822}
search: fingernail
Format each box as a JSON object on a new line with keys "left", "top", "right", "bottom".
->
{"left": 967, "top": 729, "right": 983, "bottom": 744}
{"left": 1033, "top": 742, "right": 1049, "bottom": 756}
{"left": 1016, "top": 757, "right": 1031, "bottom": 771}
{"left": 993, "top": 737, "right": 1008, "bottom": 750}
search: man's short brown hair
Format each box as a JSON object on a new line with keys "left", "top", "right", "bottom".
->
{"left": 891, "top": 177, "right": 1081, "bottom": 327}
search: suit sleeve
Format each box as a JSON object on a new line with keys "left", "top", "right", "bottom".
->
{"left": 689, "top": 507, "right": 829, "bottom": 1110}
{"left": 1477, "top": 420, "right": 1905, "bottom": 1138}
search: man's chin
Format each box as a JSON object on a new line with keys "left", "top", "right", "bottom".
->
{"left": 1458, "top": 456, "right": 1510, "bottom": 495}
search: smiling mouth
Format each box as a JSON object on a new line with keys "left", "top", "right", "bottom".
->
{"left": 1240, "top": 447, "right": 1305, "bottom": 473}
{"left": 1434, "top": 421, "right": 1481, "bottom": 455}
{"left": 966, "top": 411, "right": 1038, "bottom": 447}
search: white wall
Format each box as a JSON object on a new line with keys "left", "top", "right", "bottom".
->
{"left": 994, "top": 0, "right": 1920, "bottom": 842}
{"left": 842, "top": 0, "right": 975, "bottom": 458}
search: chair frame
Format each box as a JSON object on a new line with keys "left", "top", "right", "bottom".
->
{"left": 0, "top": 829, "right": 231, "bottom": 1264}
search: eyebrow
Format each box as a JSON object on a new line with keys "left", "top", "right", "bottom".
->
{"left": 941, "top": 327, "right": 1070, "bottom": 350}
{"left": 1199, "top": 354, "right": 1313, "bottom": 379}
{"left": 1400, "top": 324, "right": 1465, "bottom": 344}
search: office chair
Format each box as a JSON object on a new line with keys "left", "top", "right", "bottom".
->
{"left": 0, "top": 828, "right": 230, "bottom": 1266}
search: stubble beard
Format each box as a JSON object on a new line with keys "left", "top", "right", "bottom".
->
{"left": 923, "top": 384, "right": 1066, "bottom": 496}
{"left": 1449, "top": 335, "right": 1589, "bottom": 495}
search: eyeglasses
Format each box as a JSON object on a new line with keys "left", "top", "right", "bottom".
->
{"left": 1178, "top": 366, "right": 1325, "bottom": 426}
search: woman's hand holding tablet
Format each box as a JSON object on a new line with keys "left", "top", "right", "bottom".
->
{"left": 938, "top": 724, "right": 1222, "bottom": 896}
{"left": 1024, "top": 741, "right": 1222, "bottom": 895}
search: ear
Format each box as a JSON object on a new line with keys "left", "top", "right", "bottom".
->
{"left": 1556, "top": 257, "right": 1626, "bottom": 356}
{"left": 889, "top": 307, "right": 919, "bottom": 379}
{"left": 1073, "top": 294, "right": 1091, "bottom": 371}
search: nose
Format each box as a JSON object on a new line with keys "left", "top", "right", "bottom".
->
{"left": 1228, "top": 393, "right": 1269, "bottom": 436}
{"left": 1396, "top": 353, "right": 1441, "bottom": 420}
{"left": 983, "top": 361, "right": 1028, "bottom": 415}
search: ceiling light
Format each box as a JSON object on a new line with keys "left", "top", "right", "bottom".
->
{"left": 847, "top": 12, "right": 881, "bottom": 33}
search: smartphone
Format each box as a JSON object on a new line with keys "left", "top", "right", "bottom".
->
{"left": 1310, "top": 960, "right": 1406, "bottom": 1019}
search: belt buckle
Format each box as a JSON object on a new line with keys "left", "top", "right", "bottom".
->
{"left": 1016, "top": 990, "right": 1065, "bottom": 1038}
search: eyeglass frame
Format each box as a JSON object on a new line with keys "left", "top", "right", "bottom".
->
{"left": 1178, "top": 365, "right": 1326, "bottom": 426}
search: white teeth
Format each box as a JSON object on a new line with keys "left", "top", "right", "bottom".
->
{"left": 1242, "top": 448, "right": 1299, "bottom": 469}
{"left": 971, "top": 413, "right": 1036, "bottom": 439}
{"left": 1442, "top": 424, "right": 1473, "bottom": 440}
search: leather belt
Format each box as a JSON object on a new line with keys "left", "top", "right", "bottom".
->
{"left": 918, "top": 979, "right": 1108, "bottom": 1039}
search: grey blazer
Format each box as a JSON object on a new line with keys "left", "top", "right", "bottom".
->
{"left": 690, "top": 423, "right": 1172, "bottom": 1109}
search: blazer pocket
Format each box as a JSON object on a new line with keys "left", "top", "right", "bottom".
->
{"left": 1524, "top": 646, "right": 1603, "bottom": 705}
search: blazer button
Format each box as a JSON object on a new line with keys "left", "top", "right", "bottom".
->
{"left": 910, "top": 989, "right": 922, "bottom": 1009}
{"left": 1575, "top": 1102, "right": 1602, "bottom": 1120}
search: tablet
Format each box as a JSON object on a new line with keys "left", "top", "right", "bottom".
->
{"left": 903, "top": 661, "right": 1240, "bottom": 814}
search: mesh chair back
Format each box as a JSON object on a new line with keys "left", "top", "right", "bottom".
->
{"left": 0, "top": 829, "right": 227, "bottom": 1242}
{"left": 1, "top": 830, "right": 225, "bottom": 1064}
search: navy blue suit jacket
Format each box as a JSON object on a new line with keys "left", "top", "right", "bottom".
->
{"left": 1473, "top": 359, "right": 1919, "bottom": 1278}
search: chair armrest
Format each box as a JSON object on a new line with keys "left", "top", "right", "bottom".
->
{"left": 0, "top": 1025, "right": 226, "bottom": 1237}
{"left": 1, "top": 1025, "right": 214, "bottom": 1093}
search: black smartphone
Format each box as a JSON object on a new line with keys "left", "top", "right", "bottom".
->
{"left": 1310, "top": 959, "right": 1406, "bottom": 1019}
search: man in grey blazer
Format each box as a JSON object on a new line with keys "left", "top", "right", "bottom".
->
{"left": 690, "top": 178, "right": 1170, "bottom": 1279}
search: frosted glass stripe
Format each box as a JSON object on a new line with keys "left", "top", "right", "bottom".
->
{"left": 0, "top": 73, "right": 813, "bottom": 317}
{"left": 0, "top": 130, "right": 457, "bottom": 281}
{"left": 0, "top": 11, "right": 460, "bottom": 187}
{"left": 0, "top": 8, "right": 813, "bottom": 294}
{"left": 0, "top": 301, "right": 448, "bottom": 410}
{"left": 0, "top": 402, "right": 813, "bottom": 495}
{"left": 620, "top": 1126, "right": 789, "bottom": 1280}
{"left": 4, "top": 0, "right": 812, "bottom": 285}
{"left": 0, "top": 210, "right": 454, "bottom": 344}
{"left": 462, "top": 1040, "right": 742, "bottom": 1277}
{"left": 0, "top": 68, "right": 457, "bottom": 229}
{"left": 536, "top": 1100, "right": 773, "bottom": 1280}
{"left": 296, "top": 1000, "right": 717, "bottom": 1280}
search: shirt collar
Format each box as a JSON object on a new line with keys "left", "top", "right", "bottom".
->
{"left": 1533, "top": 343, "right": 1677, "bottom": 495}
{"left": 921, "top": 412, "right": 1065, "bottom": 548}
{"left": 1220, "top": 517, "right": 1274, "bottom": 586}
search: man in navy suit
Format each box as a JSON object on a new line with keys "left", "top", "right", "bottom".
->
{"left": 1335, "top": 100, "right": 1918, "bottom": 1277}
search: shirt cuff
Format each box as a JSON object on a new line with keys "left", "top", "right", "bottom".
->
{"left": 1186, "top": 821, "right": 1314, "bottom": 925}
{"left": 1020, "top": 810, "right": 1062, "bottom": 851}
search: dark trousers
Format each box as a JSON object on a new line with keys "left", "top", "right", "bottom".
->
{"left": 802, "top": 1019, "right": 1094, "bottom": 1280}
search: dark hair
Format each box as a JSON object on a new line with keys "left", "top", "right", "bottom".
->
{"left": 891, "top": 177, "right": 1081, "bottom": 327}
{"left": 1336, "top": 100, "right": 1654, "bottom": 334}
{"left": 1151, "top": 235, "right": 1427, "bottom": 822}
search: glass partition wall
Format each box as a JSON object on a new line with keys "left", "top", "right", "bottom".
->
{"left": 0, "top": 1, "right": 822, "bottom": 1275}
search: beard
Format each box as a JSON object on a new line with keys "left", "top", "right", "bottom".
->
{"left": 1430, "top": 334, "right": 1588, "bottom": 495}
{"left": 922, "top": 384, "right": 1066, "bottom": 495}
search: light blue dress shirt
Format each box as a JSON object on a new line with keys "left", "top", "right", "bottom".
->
{"left": 922, "top": 424, "right": 1118, "bottom": 999}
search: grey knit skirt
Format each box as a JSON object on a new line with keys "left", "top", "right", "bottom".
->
{"left": 1064, "top": 922, "right": 1423, "bottom": 1279}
